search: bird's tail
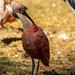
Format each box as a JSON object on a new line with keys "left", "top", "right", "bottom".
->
{"left": 41, "top": 60, "right": 49, "bottom": 67}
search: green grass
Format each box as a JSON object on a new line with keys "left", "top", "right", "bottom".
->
{"left": 0, "top": 57, "right": 26, "bottom": 66}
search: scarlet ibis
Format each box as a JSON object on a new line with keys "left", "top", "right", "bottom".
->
{"left": 12, "top": 2, "right": 50, "bottom": 75}
{"left": 66, "top": 0, "right": 75, "bottom": 15}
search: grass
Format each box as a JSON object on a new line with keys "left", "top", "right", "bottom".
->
{"left": 0, "top": 57, "right": 26, "bottom": 66}
{"left": 0, "top": 0, "right": 75, "bottom": 75}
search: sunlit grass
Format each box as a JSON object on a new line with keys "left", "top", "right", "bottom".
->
{"left": 0, "top": 0, "right": 75, "bottom": 75}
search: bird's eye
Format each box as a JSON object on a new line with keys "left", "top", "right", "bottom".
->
{"left": 19, "top": 9, "right": 21, "bottom": 11}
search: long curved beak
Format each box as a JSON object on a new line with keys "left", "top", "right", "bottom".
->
{"left": 23, "top": 10, "right": 36, "bottom": 26}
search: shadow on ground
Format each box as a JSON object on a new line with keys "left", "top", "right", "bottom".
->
{"left": 40, "top": 70, "right": 75, "bottom": 75}
{"left": 2, "top": 37, "right": 22, "bottom": 45}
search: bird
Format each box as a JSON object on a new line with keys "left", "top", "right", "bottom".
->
{"left": 0, "top": 0, "right": 27, "bottom": 28}
{"left": 65, "top": 0, "right": 75, "bottom": 15}
{"left": 12, "top": 2, "right": 50, "bottom": 75}
{"left": 0, "top": 0, "right": 16, "bottom": 28}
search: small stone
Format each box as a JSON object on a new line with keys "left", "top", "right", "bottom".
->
{"left": 66, "top": 67, "right": 71, "bottom": 71}
{"left": 58, "top": 33, "right": 69, "bottom": 40}
{"left": 57, "top": 52, "right": 61, "bottom": 54}
{"left": 50, "top": 35, "right": 56, "bottom": 40}
{"left": 63, "top": 59, "right": 68, "bottom": 62}
{"left": 6, "top": 71, "right": 9, "bottom": 74}
{"left": 15, "top": 53, "right": 18, "bottom": 57}
{"left": 51, "top": 3, "right": 56, "bottom": 7}
{"left": 52, "top": 69, "right": 55, "bottom": 72}
{"left": 50, "top": 35, "right": 55, "bottom": 37}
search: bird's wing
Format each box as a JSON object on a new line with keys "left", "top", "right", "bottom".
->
{"left": 35, "top": 30, "right": 50, "bottom": 66}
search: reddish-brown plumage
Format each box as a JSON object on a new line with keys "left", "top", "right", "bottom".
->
{"left": 12, "top": 2, "right": 50, "bottom": 74}
{"left": 22, "top": 24, "right": 49, "bottom": 66}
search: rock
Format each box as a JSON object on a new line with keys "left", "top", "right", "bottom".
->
{"left": 51, "top": 3, "right": 56, "bottom": 7}
{"left": 66, "top": 67, "right": 71, "bottom": 71}
{"left": 58, "top": 33, "right": 69, "bottom": 40}
{"left": 15, "top": 53, "right": 18, "bottom": 57}
{"left": 50, "top": 35, "right": 56, "bottom": 40}
{"left": 63, "top": 59, "right": 68, "bottom": 62}
{"left": 57, "top": 52, "right": 61, "bottom": 54}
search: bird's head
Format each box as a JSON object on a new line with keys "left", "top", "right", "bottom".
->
{"left": 12, "top": 2, "right": 36, "bottom": 26}
{"left": 12, "top": 2, "right": 27, "bottom": 18}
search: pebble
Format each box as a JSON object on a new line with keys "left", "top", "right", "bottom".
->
{"left": 58, "top": 33, "right": 69, "bottom": 40}
{"left": 57, "top": 52, "right": 61, "bottom": 54}
{"left": 63, "top": 59, "right": 68, "bottom": 62}
{"left": 66, "top": 67, "right": 71, "bottom": 71}
{"left": 50, "top": 35, "right": 56, "bottom": 40}
{"left": 6, "top": 71, "right": 9, "bottom": 74}
{"left": 15, "top": 53, "right": 18, "bottom": 57}
{"left": 51, "top": 3, "right": 56, "bottom": 7}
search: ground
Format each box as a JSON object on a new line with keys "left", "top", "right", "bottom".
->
{"left": 0, "top": 0, "right": 75, "bottom": 75}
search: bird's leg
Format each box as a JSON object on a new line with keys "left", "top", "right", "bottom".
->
{"left": 31, "top": 58, "right": 35, "bottom": 75}
{"left": 35, "top": 60, "right": 40, "bottom": 75}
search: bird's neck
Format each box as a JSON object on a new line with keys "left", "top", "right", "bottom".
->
{"left": 17, "top": 13, "right": 31, "bottom": 30}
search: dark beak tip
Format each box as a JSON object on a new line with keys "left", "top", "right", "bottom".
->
{"left": 24, "top": 7, "right": 28, "bottom": 10}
